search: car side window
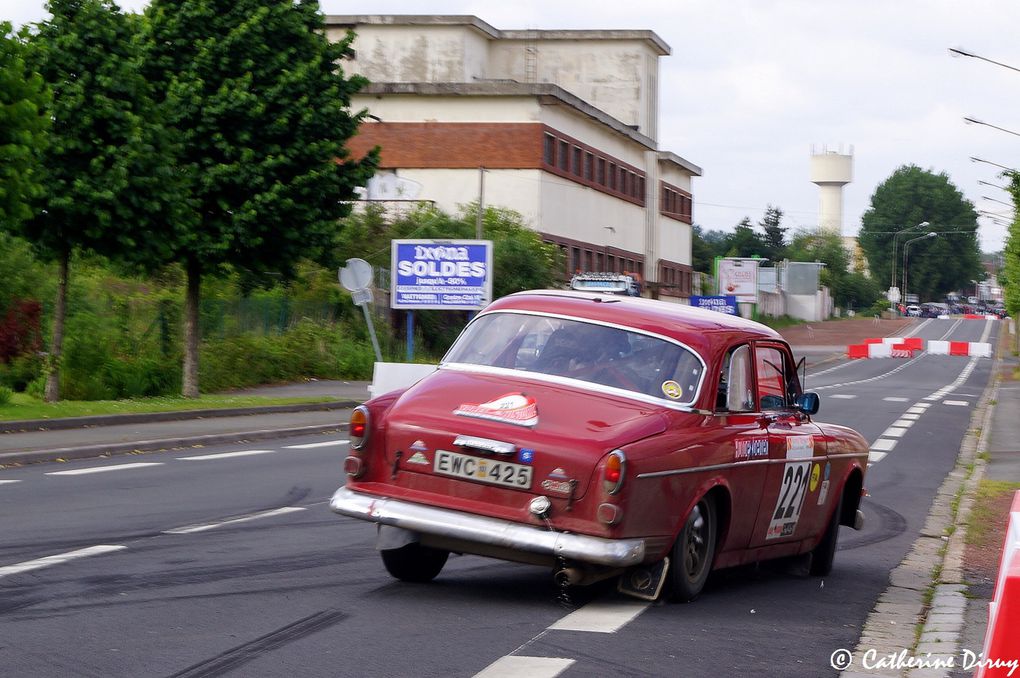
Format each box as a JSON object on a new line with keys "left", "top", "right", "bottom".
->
{"left": 755, "top": 345, "right": 788, "bottom": 410}
{"left": 719, "top": 345, "right": 753, "bottom": 412}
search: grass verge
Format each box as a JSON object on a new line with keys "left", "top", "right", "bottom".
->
{"left": 0, "top": 392, "right": 339, "bottom": 422}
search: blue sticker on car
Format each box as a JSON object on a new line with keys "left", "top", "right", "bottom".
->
{"left": 518, "top": 448, "right": 535, "bottom": 464}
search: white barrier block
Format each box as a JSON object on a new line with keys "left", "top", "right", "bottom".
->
{"left": 971, "top": 342, "right": 992, "bottom": 358}
{"left": 928, "top": 340, "right": 950, "bottom": 355}
{"left": 369, "top": 362, "right": 438, "bottom": 398}
{"left": 938, "top": 314, "right": 951, "bottom": 319}
{"left": 869, "top": 343, "right": 893, "bottom": 358}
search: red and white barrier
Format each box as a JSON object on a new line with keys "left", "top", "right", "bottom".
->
{"left": 976, "top": 491, "right": 1020, "bottom": 677}
{"left": 848, "top": 337, "right": 924, "bottom": 359}
{"left": 847, "top": 336, "right": 991, "bottom": 359}
{"left": 963, "top": 314, "right": 1000, "bottom": 320}
{"left": 927, "top": 340, "right": 992, "bottom": 357}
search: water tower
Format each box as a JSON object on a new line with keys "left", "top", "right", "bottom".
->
{"left": 810, "top": 145, "right": 853, "bottom": 234}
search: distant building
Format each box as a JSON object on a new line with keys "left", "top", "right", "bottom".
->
{"left": 328, "top": 15, "right": 702, "bottom": 299}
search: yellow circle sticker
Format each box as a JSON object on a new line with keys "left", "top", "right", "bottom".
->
{"left": 661, "top": 380, "right": 683, "bottom": 399}
{"left": 809, "top": 463, "right": 821, "bottom": 492}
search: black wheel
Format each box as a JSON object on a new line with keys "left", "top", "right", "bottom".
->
{"left": 668, "top": 495, "right": 717, "bottom": 602}
{"left": 380, "top": 543, "right": 449, "bottom": 583}
{"left": 810, "top": 494, "right": 843, "bottom": 576}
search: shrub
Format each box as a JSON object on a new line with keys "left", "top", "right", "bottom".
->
{"left": 0, "top": 385, "right": 12, "bottom": 405}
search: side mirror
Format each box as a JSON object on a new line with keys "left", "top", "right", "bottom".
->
{"left": 796, "top": 392, "right": 820, "bottom": 415}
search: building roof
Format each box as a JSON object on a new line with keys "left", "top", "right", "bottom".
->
{"left": 326, "top": 15, "right": 670, "bottom": 55}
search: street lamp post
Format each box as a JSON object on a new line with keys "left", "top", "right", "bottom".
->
{"left": 902, "top": 232, "right": 938, "bottom": 304}
{"left": 890, "top": 222, "right": 930, "bottom": 309}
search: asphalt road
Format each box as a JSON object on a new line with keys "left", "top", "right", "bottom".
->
{"left": 0, "top": 318, "right": 997, "bottom": 677}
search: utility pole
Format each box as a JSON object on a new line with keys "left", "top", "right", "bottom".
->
{"left": 476, "top": 167, "right": 485, "bottom": 239}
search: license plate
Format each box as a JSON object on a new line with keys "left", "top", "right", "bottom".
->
{"left": 433, "top": 450, "right": 533, "bottom": 489}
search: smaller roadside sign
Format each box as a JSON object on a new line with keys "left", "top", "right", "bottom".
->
{"left": 690, "top": 295, "right": 739, "bottom": 315}
{"left": 351, "top": 288, "right": 373, "bottom": 306}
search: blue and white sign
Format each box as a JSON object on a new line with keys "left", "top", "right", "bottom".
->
{"left": 690, "top": 295, "right": 739, "bottom": 315}
{"left": 391, "top": 239, "right": 493, "bottom": 310}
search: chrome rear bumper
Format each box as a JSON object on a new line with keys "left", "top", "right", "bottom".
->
{"left": 330, "top": 486, "right": 646, "bottom": 568}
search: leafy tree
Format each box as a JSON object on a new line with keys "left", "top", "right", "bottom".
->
{"left": 0, "top": 23, "right": 49, "bottom": 229}
{"left": 691, "top": 225, "right": 716, "bottom": 273}
{"left": 758, "top": 204, "right": 787, "bottom": 261}
{"left": 858, "top": 165, "right": 981, "bottom": 301}
{"left": 788, "top": 229, "right": 880, "bottom": 311}
{"left": 21, "top": 0, "right": 179, "bottom": 401}
{"left": 726, "top": 217, "right": 767, "bottom": 258}
{"left": 1004, "top": 173, "right": 1020, "bottom": 322}
{"left": 144, "top": 0, "right": 378, "bottom": 397}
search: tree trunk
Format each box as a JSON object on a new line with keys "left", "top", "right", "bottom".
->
{"left": 182, "top": 259, "right": 201, "bottom": 398}
{"left": 44, "top": 251, "right": 69, "bottom": 403}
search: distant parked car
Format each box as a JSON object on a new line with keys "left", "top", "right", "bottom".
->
{"left": 905, "top": 305, "right": 922, "bottom": 317}
{"left": 330, "top": 290, "right": 869, "bottom": 602}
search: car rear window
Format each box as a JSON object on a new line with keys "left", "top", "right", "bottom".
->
{"left": 444, "top": 311, "right": 705, "bottom": 405}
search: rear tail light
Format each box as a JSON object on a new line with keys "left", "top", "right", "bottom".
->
{"left": 603, "top": 450, "right": 626, "bottom": 495}
{"left": 349, "top": 406, "right": 369, "bottom": 449}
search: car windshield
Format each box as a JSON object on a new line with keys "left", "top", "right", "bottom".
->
{"left": 443, "top": 311, "right": 705, "bottom": 405}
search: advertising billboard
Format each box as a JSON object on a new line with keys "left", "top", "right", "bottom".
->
{"left": 390, "top": 239, "right": 493, "bottom": 310}
{"left": 690, "top": 295, "right": 739, "bottom": 315}
{"left": 716, "top": 258, "right": 760, "bottom": 303}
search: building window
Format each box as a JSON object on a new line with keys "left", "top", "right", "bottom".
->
{"left": 597, "top": 158, "right": 606, "bottom": 185}
{"left": 543, "top": 134, "right": 556, "bottom": 166}
{"left": 584, "top": 152, "right": 594, "bottom": 180}
{"left": 608, "top": 163, "right": 617, "bottom": 190}
{"left": 572, "top": 147, "right": 582, "bottom": 176}
{"left": 558, "top": 140, "right": 569, "bottom": 171}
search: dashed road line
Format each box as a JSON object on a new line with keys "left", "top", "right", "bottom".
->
{"left": 46, "top": 462, "right": 163, "bottom": 476}
{"left": 548, "top": 600, "right": 650, "bottom": 633}
{"left": 177, "top": 450, "right": 275, "bottom": 461}
{"left": 0, "top": 479, "right": 21, "bottom": 485}
{"left": 474, "top": 656, "right": 575, "bottom": 678}
{"left": 868, "top": 451, "right": 888, "bottom": 463}
{"left": 0, "top": 545, "right": 126, "bottom": 578}
{"left": 283, "top": 440, "right": 349, "bottom": 449}
{"left": 830, "top": 394, "right": 857, "bottom": 399}
{"left": 871, "top": 439, "right": 897, "bottom": 451}
{"left": 943, "top": 400, "right": 969, "bottom": 407}
{"left": 883, "top": 397, "right": 909, "bottom": 402}
{"left": 881, "top": 427, "right": 909, "bottom": 438}
{"left": 901, "top": 413, "right": 921, "bottom": 421}
{"left": 163, "top": 506, "right": 306, "bottom": 534}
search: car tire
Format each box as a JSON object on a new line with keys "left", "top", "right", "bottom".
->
{"left": 668, "top": 495, "right": 716, "bottom": 602}
{"left": 809, "top": 494, "right": 843, "bottom": 577}
{"left": 380, "top": 543, "right": 450, "bottom": 583}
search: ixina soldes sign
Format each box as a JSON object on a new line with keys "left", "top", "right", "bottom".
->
{"left": 391, "top": 239, "right": 493, "bottom": 310}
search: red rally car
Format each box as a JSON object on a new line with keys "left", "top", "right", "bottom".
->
{"left": 330, "top": 290, "right": 868, "bottom": 601}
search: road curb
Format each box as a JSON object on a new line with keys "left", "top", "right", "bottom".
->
{"left": 0, "top": 400, "right": 359, "bottom": 434}
{"left": 841, "top": 321, "right": 1002, "bottom": 678}
{"left": 0, "top": 423, "right": 347, "bottom": 467}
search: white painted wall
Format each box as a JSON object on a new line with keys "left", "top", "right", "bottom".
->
{"left": 489, "top": 38, "right": 659, "bottom": 136}
{"left": 335, "top": 25, "right": 490, "bottom": 83}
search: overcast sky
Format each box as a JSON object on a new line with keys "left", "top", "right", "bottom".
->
{"left": 6, "top": 0, "right": 1019, "bottom": 251}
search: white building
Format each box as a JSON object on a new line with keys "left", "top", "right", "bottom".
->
{"left": 328, "top": 15, "right": 702, "bottom": 299}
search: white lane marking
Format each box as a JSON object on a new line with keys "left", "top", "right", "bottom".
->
{"left": 881, "top": 427, "right": 909, "bottom": 438}
{"left": 46, "top": 462, "right": 163, "bottom": 476}
{"left": 830, "top": 394, "right": 857, "bottom": 399}
{"left": 0, "top": 545, "right": 126, "bottom": 578}
{"left": 901, "top": 413, "right": 921, "bottom": 421}
{"left": 163, "top": 506, "right": 306, "bottom": 534}
{"left": 944, "top": 400, "right": 970, "bottom": 407}
{"left": 284, "top": 440, "right": 349, "bottom": 449}
{"left": 871, "top": 438, "right": 897, "bottom": 451}
{"left": 177, "top": 450, "right": 275, "bottom": 461}
{"left": 474, "top": 656, "right": 575, "bottom": 678}
{"left": 892, "top": 419, "right": 915, "bottom": 428}
{"left": 869, "top": 451, "right": 888, "bottom": 463}
{"left": 883, "top": 397, "right": 909, "bottom": 402}
{"left": 0, "top": 480, "right": 21, "bottom": 485}
{"left": 814, "top": 351, "right": 927, "bottom": 391}
{"left": 547, "top": 600, "right": 649, "bottom": 633}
